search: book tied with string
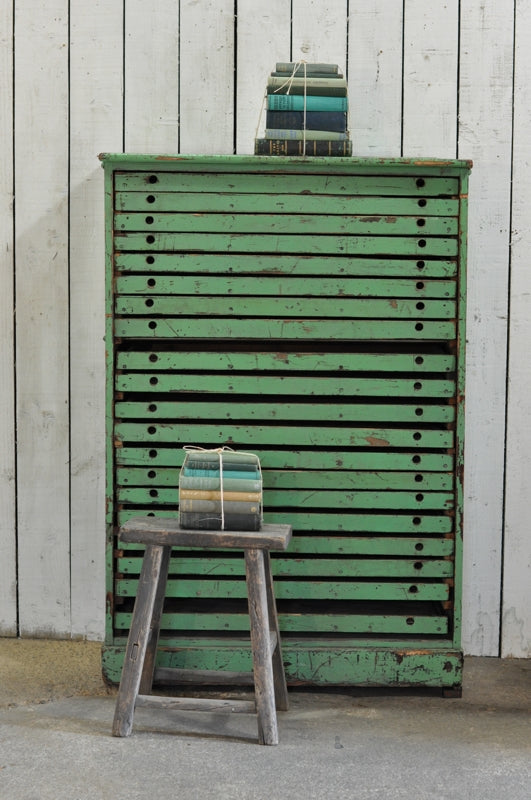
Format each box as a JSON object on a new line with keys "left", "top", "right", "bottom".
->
{"left": 255, "top": 61, "right": 352, "bottom": 156}
{"left": 178, "top": 448, "right": 263, "bottom": 531}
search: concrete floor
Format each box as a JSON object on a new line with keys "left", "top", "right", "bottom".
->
{"left": 0, "top": 640, "right": 529, "bottom": 800}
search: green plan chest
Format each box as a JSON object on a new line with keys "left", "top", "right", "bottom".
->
{"left": 101, "top": 154, "right": 471, "bottom": 692}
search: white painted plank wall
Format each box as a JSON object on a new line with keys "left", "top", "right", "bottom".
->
{"left": 14, "top": 1, "right": 71, "bottom": 636}
{"left": 503, "top": 0, "right": 531, "bottom": 658}
{"left": 1, "top": 0, "right": 530, "bottom": 656}
{"left": 69, "top": 1, "right": 124, "bottom": 638}
{"left": 125, "top": 0, "right": 180, "bottom": 153}
{"left": 0, "top": 1, "right": 16, "bottom": 635}
{"left": 348, "top": 1, "right": 403, "bottom": 157}
{"left": 403, "top": 0, "right": 458, "bottom": 157}
{"left": 459, "top": 0, "right": 514, "bottom": 655}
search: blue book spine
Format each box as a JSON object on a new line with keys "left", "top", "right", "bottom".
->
{"left": 266, "top": 110, "right": 347, "bottom": 132}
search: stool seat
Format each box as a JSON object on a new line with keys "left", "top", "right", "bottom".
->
{"left": 112, "top": 517, "right": 292, "bottom": 745}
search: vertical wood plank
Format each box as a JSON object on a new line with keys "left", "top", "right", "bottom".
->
{"left": 291, "top": 0, "right": 348, "bottom": 68}
{"left": 348, "top": 0, "right": 403, "bottom": 157}
{"left": 124, "top": 0, "right": 180, "bottom": 154}
{"left": 459, "top": 0, "right": 514, "bottom": 656}
{"left": 403, "top": 0, "right": 459, "bottom": 156}
{"left": 0, "top": 0, "right": 17, "bottom": 635}
{"left": 236, "top": 0, "right": 291, "bottom": 154}
{"left": 179, "top": 0, "right": 235, "bottom": 155}
{"left": 502, "top": 0, "right": 531, "bottom": 658}
{"left": 14, "top": 1, "right": 70, "bottom": 635}
{"left": 69, "top": 0, "right": 123, "bottom": 638}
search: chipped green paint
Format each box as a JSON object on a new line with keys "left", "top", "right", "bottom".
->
{"left": 102, "top": 154, "right": 470, "bottom": 689}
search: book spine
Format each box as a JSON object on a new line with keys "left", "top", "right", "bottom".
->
{"left": 183, "top": 457, "right": 259, "bottom": 472}
{"left": 179, "top": 490, "right": 262, "bottom": 503}
{"left": 254, "top": 138, "right": 353, "bottom": 156}
{"left": 179, "top": 511, "right": 262, "bottom": 531}
{"left": 271, "top": 71, "right": 343, "bottom": 79}
{"left": 275, "top": 62, "right": 339, "bottom": 74}
{"left": 267, "top": 93, "right": 348, "bottom": 112}
{"left": 264, "top": 129, "right": 348, "bottom": 141}
{"left": 266, "top": 110, "right": 347, "bottom": 132}
{"left": 267, "top": 76, "right": 347, "bottom": 96}
{"left": 184, "top": 451, "right": 259, "bottom": 465}
{"left": 179, "top": 499, "right": 261, "bottom": 514}
{"left": 179, "top": 476, "right": 262, "bottom": 492}
{"left": 181, "top": 467, "right": 260, "bottom": 480}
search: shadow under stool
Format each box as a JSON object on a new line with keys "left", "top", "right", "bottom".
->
{"left": 112, "top": 517, "right": 292, "bottom": 745}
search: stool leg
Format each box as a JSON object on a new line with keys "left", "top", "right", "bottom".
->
{"left": 139, "top": 545, "right": 171, "bottom": 694}
{"left": 245, "top": 548, "right": 278, "bottom": 745}
{"left": 263, "top": 550, "right": 289, "bottom": 711}
{"left": 112, "top": 544, "right": 167, "bottom": 737}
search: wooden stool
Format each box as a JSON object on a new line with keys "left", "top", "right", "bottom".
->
{"left": 112, "top": 517, "right": 292, "bottom": 745}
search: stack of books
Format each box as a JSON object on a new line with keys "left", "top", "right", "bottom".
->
{"left": 255, "top": 61, "right": 352, "bottom": 156}
{"left": 178, "top": 449, "right": 262, "bottom": 531}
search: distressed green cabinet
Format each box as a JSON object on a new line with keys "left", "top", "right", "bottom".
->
{"left": 100, "top": 154, "right": 471, "bottom": 692}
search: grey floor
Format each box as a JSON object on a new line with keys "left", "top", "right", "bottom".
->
{"left": 0, "top": 648, "right": 529, "bottom": 800}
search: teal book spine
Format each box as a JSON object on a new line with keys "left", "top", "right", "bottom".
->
{"left": 181, "top": 467, "right": 260, "bottom": 480}
{"left": 267, "top": 94, "right": 348, "bottom": 112}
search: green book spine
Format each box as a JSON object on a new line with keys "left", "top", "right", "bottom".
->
{"left": 267, "top": 93, "right": 348, "bottom": 112}
{"left": 275, "top": 62, "right": 340, "bottom": 74}
{"left": 183, "top": 452, "right": 260, "bottom": 470}
{"left": 179, "top": 475, "right": 262, "bottom": 492}
{"left": 271, "top": 71, "right": 343, "bottom": 79}
{"left": 264, "top": 128, "right": 349, "bottom": 141}
{"left": 267, "top": 76, "right": 347, "bottom": 96}
{"left": 254, "top": 138, "right": 353, "bottom": 156}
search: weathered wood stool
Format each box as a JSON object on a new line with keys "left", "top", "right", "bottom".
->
{"left": 112, "top": 517, "right": 292, "bottom": 745}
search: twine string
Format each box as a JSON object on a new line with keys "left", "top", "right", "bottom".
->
{"left": 256, "top": 60, "right": 308, "bottom": 154}
{"left": 182, "top": 445, "right": 263, "bottom": 529}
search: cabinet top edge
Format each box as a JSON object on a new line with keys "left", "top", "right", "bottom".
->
{"left": 98, "top": 153, "right": 473, "bottom": 174}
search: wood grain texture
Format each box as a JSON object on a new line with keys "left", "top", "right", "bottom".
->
{"left": 69, "top": 0, "right": 123, "bottom": 638}
{"left": 0, "top": 0, "right": 16, "bottom": 635}
{"left": 459, "top": 0, "right": 514, "bottom": 656}
{"left": 179, "top": 0, "right": 235, "bottom": 154}
{"left": 502, "top": 0, "right": 531, "bottom": 658}
{"left": 14, "top": 1, "right": 70, "bottom": 636}
{"left": 291, "top": 0, "right": 348, "bottom": 67}
{"left": 348, "top": 1, "right": 403, "bottom": 156}
{"left": 403, "top": 0, "right": 459, "bottom": 157}
{"left": 124, "top": 0, "right": 180, "bottom": 153}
